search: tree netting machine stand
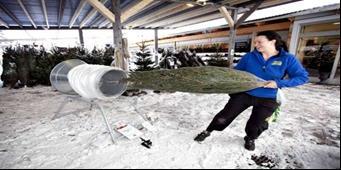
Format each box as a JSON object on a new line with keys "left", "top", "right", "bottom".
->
{"left": 49, "top": 59, "right": 142, "bottom": 144}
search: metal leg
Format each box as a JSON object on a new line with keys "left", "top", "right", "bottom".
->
{"left": 52, "top": 96, "right": 118, "bottom": 144}
{"left": 95, "top": 102, "right": 116, "bottom": 144}
{"left": 52, "top": 96, "right": 93, "bottom": 120}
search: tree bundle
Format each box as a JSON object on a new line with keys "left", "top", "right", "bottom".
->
{"left": 126, "top": 66, "right": 266, "bottom": 94}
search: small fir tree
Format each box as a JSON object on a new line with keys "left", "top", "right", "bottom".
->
{"left": 134, "top": 41, "right": 154, "bottom": 71}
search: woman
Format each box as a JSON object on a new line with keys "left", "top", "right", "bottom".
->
{"left": 194, "top": 31, "right": 309, "bottom": 151}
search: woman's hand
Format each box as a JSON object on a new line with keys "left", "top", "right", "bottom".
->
{"left": 263, "top": 80, "right": 278, "bottom": 88}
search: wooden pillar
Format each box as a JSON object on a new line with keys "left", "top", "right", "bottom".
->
{"left": 250, "top": 31, "right": 257, "bottom": 52}
{"left": 112, "top": 0, "right": 126, "bottom": 70}
{"left": 227, "top": 9, "right": 238, "bottom": 68}
{"left": 113, "top": 0, "right": 122, "bottom": 51}
{"left": 328, "top": 45, "right": 340, "bottom": 81}
{"left": 154, "top": 28, "right": 159, "bottom": 65}
{"left": 78, "top": 28, "right": 84, "bottom": 48}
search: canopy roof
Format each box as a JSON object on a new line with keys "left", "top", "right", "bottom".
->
{"left": 0, "top": 0, "right": 300, "bottom": 30}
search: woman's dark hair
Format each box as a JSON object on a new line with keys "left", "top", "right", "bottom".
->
{"left": 257, "top": 31, "right": 288, "bottom": 52}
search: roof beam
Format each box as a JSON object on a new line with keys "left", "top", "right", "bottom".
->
{"left": 0, "top": 17, "right": 9, "bottom": 28}
{"left": 69, "top": 0, "right": 87, "bottom": 28}
{"left": 218, "top": 6, "right": 234, "bottom": 28}
{"left": 40, "top": 0, "right": 49, "bottom": 28}
{"left": 235, "top": 0, "right": 264, "bottom": 28}
{"left": 137, "top": 21, "right": 291, "bottom": 47}
{"left": 144, "top": 6, "right": 217, "bottom": 28}
{"left": 17, "top": 0, "right": 37, "bottom": 28}
{"left": 85, "top": 0, "right": 115, "bottom": 24}
{"left": 138, "top": 4, "right": 191, "bottom": 26}
{"left": 125, "top": 3, "right": 183, "bottom": 28}
{"left": 91, "top": 15, "right": 106, "bottom": 28}
{"left": 170, "top": 12, "right": 222, "bottom": 28}
{"left": 121, "top": 0, "right": 154, "bottom": 22}
{"left": 0, "top": 2, "right": 23, "bottom": 28}
{"left": 58, "top": 0, "right": 66, "bottom": 27}
{"left": 80, "top": 0, "right": 109, "bottom": 28}
{"left": 102, "top": 0, "right": 157, "bottom": 28}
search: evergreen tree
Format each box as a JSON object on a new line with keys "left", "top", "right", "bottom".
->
{"left": 134, "top": 41, "right": 154, "bottom": 71}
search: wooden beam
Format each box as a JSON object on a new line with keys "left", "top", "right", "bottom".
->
{"left": 91, "top": 16, "right": 106, "bottom": 28}
{"left": 125, "top": 3, "right": 181, "bottom": 28}
{"left": 170, "top": 12, "right": 222, "bottom": 28}
{"left": 86, "top": 0, "right": 115, "bottom": 24}
{"left": 0, "top": 17, "right": 9, "bottom": 28}
{"left": 40, "top": 0, "right": 49, "bottom": 28}
{"left": 69, "top": 0, "right": 87, "bottom": 28}
{"left": 121, "top": 0, "right": 154, "bottom": 22}
{"left": 102, "top": 0, "right": 157, "bottom": 28}
{"left": 79, "top": 29, "right": 84, "bottom": 48}
{"left": 17, "top": 0, "right": 37, "bottom": 28}
{"left": 154, "top": 28, "right": 159, "bottom": 65}
{"left": 227, "top": 9, "right": 238, "bottom": 68}
{"left": 235, "top": 0, "right": 263, "bottom": 28}
{"left": 218, "top": 6, "right": 234, "bottom": 28}
{"left": 145, "top": 6, "right": 217, "bottom": 28}
{"left": 58, "top": 0, "right": 66, "bottom": 27}
{"left": 138, "top": 4, "right": 192, "bottom": 28}
{"left": 0, "top": 2, "right": 23, "bottom": 28}
{"left": 80, "top": 0, "right": 109, "bottom": 28}
{"left": 136, "top": 22, "right": 291, "bottom": 47}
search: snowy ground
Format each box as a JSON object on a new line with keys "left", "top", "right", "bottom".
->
{"left": 0, "top": 83, "right": 340, "bottom": 169}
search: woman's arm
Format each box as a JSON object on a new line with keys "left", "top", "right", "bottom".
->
{"left": 275, "top": 56, "right": 309, "bottom": 88}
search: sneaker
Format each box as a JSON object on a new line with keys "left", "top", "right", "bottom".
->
{"left": 194, "top": 130, "right": 211, "bottom": 142}
{"left": 244, "top": 136, "right": 255, "bottom": 151}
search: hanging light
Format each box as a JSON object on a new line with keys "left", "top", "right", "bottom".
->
{"left": 196, "top": 0, "right": 208, "bottom": 6}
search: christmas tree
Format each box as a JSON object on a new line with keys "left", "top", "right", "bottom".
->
{"left": 134, "top": 41, "right": 154, "bottom": 71}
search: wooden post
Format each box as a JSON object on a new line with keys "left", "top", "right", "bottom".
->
{"left": 250, "top": 31, "right": 257, "bottom": 52}
{"left": 112, "top": 0, "right": 126, "bottom": 70}
{"left": 328, "top": 46, "right": 340, "bottom": 82}
{"left": 227, "top": 9, "right": 238, "bottom": 68}
{"left": 78, "top": 29, "right": 84, "bottom": 48}
{"left": 154, "top": 28, "right": 159, "bottom": 65}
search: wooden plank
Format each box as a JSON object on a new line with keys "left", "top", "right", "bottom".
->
{"left": 121, "top": 0, "right": 154, "bottom": 22}
{"left": 69, "top": 0, "right": 87, "bottom": 28}
{"left": 102, "top": 1, "right": 162, "bottom": 28}
{"left": 235, "top": 0, "right": 264, "bottom": 28}
{"left": 40, "top": 0, "right": 49, "bottom": 28}
{"left": 58, "top": 0, "right": 66, "bottom": 27}
{"left": 0, "top": 1, "right": 23, "bottom": 28}
{"left": 170, "top": 12, "right": 222, "bottom": 28}
{"left": 227, "top": 9, "right": 238, "bottom": 68}
{"left": 113, "top": 0, "right": 122, "bottom": 48}
{"left": 145, "top": 6, "right": 217, "bottom": 28}
{"left": 79, "top": 29, "right": 84, "bottom": 48}
{"left": 86, "top": 0, "right": 115, "bottom": 24}
{"left": 125, "top": 3, "right": 182, "bottom": 28}
{"left": 137, "top": 22, "right": 291, "bottom": 47}
{"left": 17, "top": 0, "right": 37, "bottom": 28}
{"left": 80, "top": 0, "right": 109, "bottom": 28}
{"left": 139, "top": 4, "right": 193, "bottom": 28}
{"left": 0, "top": 17, "right": 9, "bottom": 28}
{"left": 218, "top": 6, "right": 234, "bottom": 28}
{"left": 102, "top": 0, "right": 158, "bottom": 28}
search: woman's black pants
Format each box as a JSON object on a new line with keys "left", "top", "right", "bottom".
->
{"left": 206, "top": 92, "right": 279, "bottom": 140}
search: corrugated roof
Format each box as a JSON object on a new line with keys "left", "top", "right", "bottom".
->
{"left": 0, "top": 0, "right": 300, "bottom": 30}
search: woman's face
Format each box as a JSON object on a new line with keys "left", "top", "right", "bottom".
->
{"left": 254, "top": 35, "right": 276, "bottom": 53}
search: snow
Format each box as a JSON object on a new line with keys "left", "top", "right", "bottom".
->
{"left": 0, "top": 83, "right": 339, "bottom": 169}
